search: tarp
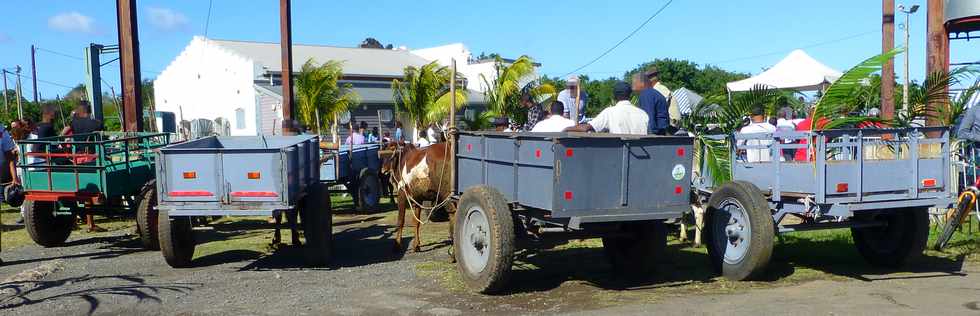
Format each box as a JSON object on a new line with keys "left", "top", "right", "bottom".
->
{"left": 726, "top": 49, "right": 843, "bottom": 92}
{"left": 672, "top": 87, "right": 703, "bottom": 115}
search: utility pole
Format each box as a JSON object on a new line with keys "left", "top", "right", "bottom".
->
{"left": 15, "top": 66, "right": 23, "bottom": 120}
{"left": 116, "top": 0, "right": 143, "bottom": 132}
{"left": 2, "top": 70, "right": 8, "bottom": 112}
{"left": 926, "top": 0, "right": 948, "bottom": 127}
{"left": 900, "top": 4, "right": 920, "bottom": 118}
{"left": 30, "top": 45, "right": 39, "bottom": 104}
{"left": 279, "top": 0, "right": 296, "bottom": 135}
{"left": 881, "top": 0, "right": 895, "bottom": 120}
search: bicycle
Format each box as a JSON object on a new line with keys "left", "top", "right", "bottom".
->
{"left": 935, "top": 145, "right": 980, "bottom": 250}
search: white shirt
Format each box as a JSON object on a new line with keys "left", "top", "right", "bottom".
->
{"left": 416, "top": 137, "right": 431, "bottom": 148}
{"left": 426, "top": 127, "right": 438, "bottom": 142}
{"left": 587, "top": 100, "right": 649, "bottom": 135}
{"left": 739, "top": 121, "right": 777, "bottom": 162}
{"left": 531, "top": 115, "right": 576, "bottom": 132}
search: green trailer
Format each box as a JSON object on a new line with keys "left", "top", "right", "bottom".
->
{"left": 17, "top": 132, "right": 172, "bottom": 248}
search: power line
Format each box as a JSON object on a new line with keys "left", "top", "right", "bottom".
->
{"left": 561, "top": 0, "right": 674, "bottom": 77}
{"left": 709, "top": 30, "right": 878, "bottom": 65}
{"left": 36, "top": 47, "right": 83, "bottom": 61}
{"left": 203, "top": 0, "right": 214, "bottom": 38}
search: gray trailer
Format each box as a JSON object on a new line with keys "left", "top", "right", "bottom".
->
{"left": 453, "top": 131, "right": 693, "bottom": 293}
{"left": 694, "top": 127, "right": 953, "bottom": 281}
{"left": 320, "top": 144, "right": 383, "bottom": 210}
{"left": 154, "top": 135, "right": 332, "bottom": 267}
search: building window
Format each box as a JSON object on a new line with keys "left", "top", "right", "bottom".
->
{"left": 378, "top": 109, "right": 393, "bottom": 122}
{"left": 235, "top": 108, "right": 246, "bottom": 129}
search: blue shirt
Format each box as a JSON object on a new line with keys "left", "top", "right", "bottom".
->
{"left": 394, "top": 128, "right": 403, "bottom": 141}
{"left": 638, "top": 88, "right": 669, "bottom": 135}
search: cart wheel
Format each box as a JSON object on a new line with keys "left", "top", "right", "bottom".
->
{"left": 851, "top": 207, "right": 928, "bottom": 267}
{"left": 454, "top": 186, "right": 514, "bottom": 294}
{"left": 705, "top": 181, "right": 774, "bottom": 281}
{"left": 301, "top": 182, "right": 333, "bottom": 267}
{"left": 602, "top": 220, "right": 666, "bottom": 276}
{"left": 136, "top": 182, "right": 160, "bottom": 250}
{"left": 23, "top": 200, "right": 73, "bottom": 247}
{"left": 357, "top": 168, "right": 381, "bottom": 211}
{"left": 158, "top": 209, "right": 195, "bottom": 268}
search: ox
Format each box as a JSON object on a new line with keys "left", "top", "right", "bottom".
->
{"left": 382, "top": 143, "right": 455, "bottom": 253}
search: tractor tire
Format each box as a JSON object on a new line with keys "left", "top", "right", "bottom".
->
{"left": 602, "top": 220, "right": 667, "bottom": 277}
{"left": 301, "top": 182, "right": 333, "bottom": 267}
{"left": 454, "top": 186, "right": 515, "bottom": 294}
{"left": 704, "top": 181, "right": 774, "bottom": 281}
{"left": 135, "top": 182, "right": 160, "bottom": 250}
{"left": 852, "top": 207, "right": 928, "bottom": 267}
{"left": 357, "top": 168, "right": 381, "bottom": 212}
{"left": 23, "top": 200, "right": 73, "bottom": 247}
{"left": 158, "top": 209, "right": 196, "bottom": 268}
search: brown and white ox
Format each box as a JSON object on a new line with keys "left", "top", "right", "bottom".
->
{"left": 381, "top": 143, "right": 455, "bottom": 253}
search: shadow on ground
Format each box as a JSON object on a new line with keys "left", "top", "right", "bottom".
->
{"left": 2, "top": 235, "right": 145, "bottom": 267}
{"left": 0, "top": 274, "right": 199, "bottom": 315}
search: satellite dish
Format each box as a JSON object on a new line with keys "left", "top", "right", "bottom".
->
{"left": 338, "top": 111, "right": 351, "bottom": 125}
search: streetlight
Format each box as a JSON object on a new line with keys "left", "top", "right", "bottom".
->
{"left": 899, "top": 3, "right": 920, "bottom": 117}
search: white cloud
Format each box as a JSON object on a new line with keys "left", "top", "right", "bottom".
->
{"left": 147, "top": 7, "right": 189, "bottom": 31}
{"left": 48, "top": 12, "right": 96, "bottom": 34}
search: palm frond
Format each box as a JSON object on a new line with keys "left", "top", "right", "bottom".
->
{"left": 812, "top": 48, "right": 902, "bottom": 130}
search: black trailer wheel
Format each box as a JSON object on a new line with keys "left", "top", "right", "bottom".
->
{"left": 704, "top": 181, "right": 774, "bottom": 281}
{"left": 158, "top": 209, "right": 195, "bottom": 268}
{"left": 301, "top": 182, "right": 333, "bottom": 267}
{"left": 357, "top": 168, "right": 381, "bottom": 211}
{"left": 852, "top": 207, "right": 928, "bottom": 267}
{"left": 602, "top": 220, "right": 666, "bottom": 276}
{"left": 23, "top": 200, "right": 73, "bottom": 247}
{"left": 454, "top": 186, "right": 515, "bottom": 294}
{"left": 135, "top": 181, "right": 160, "bottom": 250}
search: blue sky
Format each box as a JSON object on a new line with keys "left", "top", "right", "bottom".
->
{"left": 0, "top": 0, "right": 975, "bottom": 99}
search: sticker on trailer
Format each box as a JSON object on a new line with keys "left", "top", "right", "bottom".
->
{"left": 672, "top": 164, "right": 686, "bottom": 181}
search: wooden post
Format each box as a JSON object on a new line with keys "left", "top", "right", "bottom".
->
{"left": 279, "top": 0, "right": 296, "bottom": 135}
{"left": 926, "top": 0, "right": 948, "bottom": 128}
{"left": 449, "top": 59, "right": 457, "bottom": 195}
{"left": 117, "top": 0, "right": 143, "bottom": 132}
{"left": 881, "top": 0, "right": 895, "bottom": 121}
{"left": 573, "top": 77, "right": 581, "bottom": 122}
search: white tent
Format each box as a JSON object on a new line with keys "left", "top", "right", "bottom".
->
{"left": 726, "top": 49, "right": 843, "bottom": 92}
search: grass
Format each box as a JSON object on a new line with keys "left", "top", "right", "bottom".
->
{"left": 1, "top": 206, "right": 135, "bottom": 251}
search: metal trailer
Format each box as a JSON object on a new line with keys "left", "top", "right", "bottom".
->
{"left": 17, "top": 132, "right": 171, "bottom": 249}
{"left": 693, "top": 127, "right": 953, "bottom": 281}
{"left": 320, "top": 144, "right": 383, "bottom": 210}
{"left": 154, "top": 135, "right": 332, "bottom": 268}
{"left": 452, "top": 131, "right": 694, "bottom": 293}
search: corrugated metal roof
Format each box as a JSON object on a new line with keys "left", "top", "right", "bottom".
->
{"left": 210, "top": 38, "right": 431, "bottom": 77}
{"left": 253, "top": 82, "right": 486, "bottom": 104}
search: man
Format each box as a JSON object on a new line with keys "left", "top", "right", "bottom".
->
{"left": 557, "top": 75, "right": 588, "bottom": 122}
{"left": 345, "top": 121, "right": 366, "bottom": 145}
{"left": 393, "top": 121, "right": 404, "bottom": 143}
{"left": 739, "top": 105, "right": 777, "bottom": 163}
{"left": 521, "top": 93, "right": 546, "bottom": 131}
{"left": 564, "top": 81, "right": 648, "bottom": 135}
{"left": 67, "top": 101, "right": 104, "bottom": 136}
{"left": 531, "top": 101, "right": 576, "bottom": 132}
{"left": 959, "top": 105, "right": 980, "bottom": 143}
{"left": 646, "top": 68, "right": 680, "bottom": 131}
{"left": 367, "top": 127, "right": 380, "bottom": 143}
{"left": 493, "top": 117, "right": 512, "bottom": 132}
{"left": 0, "top": 122, "right": 20, "bottom": 226}
{"left": 634, "top": 73, "right": 669, "bottom": 135}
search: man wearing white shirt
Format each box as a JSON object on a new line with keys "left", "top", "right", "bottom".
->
{"left": 557, "top": 75, "right": 588, "bottom": 122}
{"left": 739, "top": 106, "right": 777, "bottom": 162}
{"left": 531, "top": 101, "right": 576, "bottom": 132}
{"left": 564, "top": 82, "right": 648, "bottom": 135}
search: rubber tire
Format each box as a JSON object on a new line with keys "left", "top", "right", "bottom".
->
{"left": 357, "top": 168, "right": 381, "bottom": 212}
{"left": 136, "top": 182, "right": 160, "bottom": 250}
{"left": 935, "top": 197, "right": 972, "bottom": 250}
{"left": 704, "top": 181, "right": 774, "bottom": 281}
{"left": 852, "top": 207, "right": 928, "bottom": 267}
{"left": 23, "top": 200, "right": 73, "bottom": 247}
{"left": 158, "top": 209, "right": 196, "bottom": 268}
{"left": 454, "top": 186, "right": 515, "bottom": 294}
{"left": 602, "top": 220, "right": 667, "bottom": 276}
{"left": 301, "top": 182, "right": 333, "bottom": 267}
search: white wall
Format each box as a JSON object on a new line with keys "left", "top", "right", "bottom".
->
{"left": 411, "top": 43, "right": 540, "bottom": 93}
{"left": 154, "top": 36, "right": 259, "bottom": 136}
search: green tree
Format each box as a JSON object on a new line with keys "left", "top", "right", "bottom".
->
{"left": 392, "top": 61, "right": 466, "bottom": 131}
{"left": 296, "top": 59, "right": 360, "bottom": 139}
{"left": 481, "top": 56, "right": 537, "bottom": 125}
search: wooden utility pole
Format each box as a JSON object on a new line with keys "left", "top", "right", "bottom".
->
{"left": 30, "top": 45, "right": 39, "bottom": 104}
{"left": 449, "top": 59, "right": 456, "bottom": 192}
{"left": 279, "top": 0, "right": 296, "bottom": 135}
{"left": 881, "top": 0, "right": 895, "bottom": 120}
{"left": 15, "top": 66, "right": 22, "bottom": 120}
{"left": 2, "top": 70, "right": 8, "bottom": 112}
{"left": 926, "top": 0, "right": 948, "bottom": 127}
{"left": 116, "top": 0, "right": 143, "bottom": 132}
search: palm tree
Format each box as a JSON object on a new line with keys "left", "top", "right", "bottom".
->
{"left": 480, "top": 56, "right": 538, "bottom": 125}
{"left": 391, "top": 61, "right": 467, "bottom": 132}
{"left": 295, "top": 58, "right": 360, "bottom": 140}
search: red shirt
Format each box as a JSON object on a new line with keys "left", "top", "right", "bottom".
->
{"left": 794, "top": 117, "right": 827, "bottom": 161}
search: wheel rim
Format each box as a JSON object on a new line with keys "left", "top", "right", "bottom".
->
{"left": 461, "top": 205, "right": 491, "bottom": 275}
{"left": 715, "top": 197, "right": 751, "bottom": 264}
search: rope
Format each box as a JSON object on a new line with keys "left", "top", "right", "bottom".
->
{"left": 392, "top": 136, "right": 455, "bottom": 227}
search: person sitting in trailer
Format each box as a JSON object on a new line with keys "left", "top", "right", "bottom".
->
{"left": 520, "top": 93, "right": 546, "bottom": 132}
{"left": 738, "top": 105, "right": 777, "bottom": 163}
{"left": 493, "top": 117, "right": 512, "bottom": 132}
{"left": 563, "top": 81, "right": 648, "bottom": 135}
{"left": 531, "top": 101, "right": 576, "bottom": 132}
{"left": 345, "top": 121, "right": 366, "bottom": 145}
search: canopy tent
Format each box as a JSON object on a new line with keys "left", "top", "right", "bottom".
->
{"left": 726, "top": 49, "right": 843, "bottom": 92}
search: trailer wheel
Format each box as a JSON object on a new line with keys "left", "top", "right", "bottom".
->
{"left": 301, "top": 182, "right": 333, "bottom": 267}
{"left": 357, "top": 168, "right": 380, "bottom": 211}
{"left": 705, "top": 181, "right": 774, "bottom": 281}
{"left": 23, "top": 200, "right": 73, "bottom": 247}
{"left": 158, "top": 209, "right": 195, "bottom": 268}
{"left": 135, "top": 182, "right": 159, "bottom": 250}
{"left": 851, "top": 207, "right": 928, "bottom": 267}
{"left": 454, "top": 186, "right": 514, "bottom": 294}
{"left": 602, "top": 220, "right": 666, "bottom": 276}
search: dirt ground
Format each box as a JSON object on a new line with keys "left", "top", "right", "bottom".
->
{"left": 1, "top": 202, "right": 980, "bottom": 315}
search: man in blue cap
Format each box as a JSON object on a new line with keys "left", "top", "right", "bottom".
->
{"left": 564, "top": 81, "right": 648, "bottom": 135}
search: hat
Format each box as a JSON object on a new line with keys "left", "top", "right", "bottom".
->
{"left": 5, "top": 183, "right": 24, "bottom": 207}
{"left": 644, "top": 67, "right": 660, "bottom": 79}
{"left": 613, "top": 81, "right": 632, "bottom": 98}
{"left": 567, "top": 75, "right": 579, "bottom": 86}
{"left": 493, "top": 117, "right": 509, "bottom": 126}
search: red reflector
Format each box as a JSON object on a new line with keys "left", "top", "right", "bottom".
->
{"left": 922, "top": 179, "right": 937, "bottom": 187}
{"left": 466, "top": 143, "right": 472, "bottom": 151}
{"left": 247, "top": 172, "right": 261, "bottom": 179}
{"left": 564, "top": 191, "right": 573, "bottom": 200}
{"left": 674, "top": 186, "right": 683, "bottom": 195}
{"left": 565, "top": 149, "right": 574, "bottom": 157}
{"left": 168, "top": 191, "right": 212, "bottom": 197}
{"left": 677, "top": 148, "right": 685, "bottom": 157}
{"left": 535, "top": 149, "right": 541, "bottom": 158}
{"left": 836, "top": 183, "right": 849, "bottom": 193}
{"left": 231, "top": 191, "right": 279, "bottom": 197}
{"left": 182, "top": 172, "right": 196, "bottom": 179}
